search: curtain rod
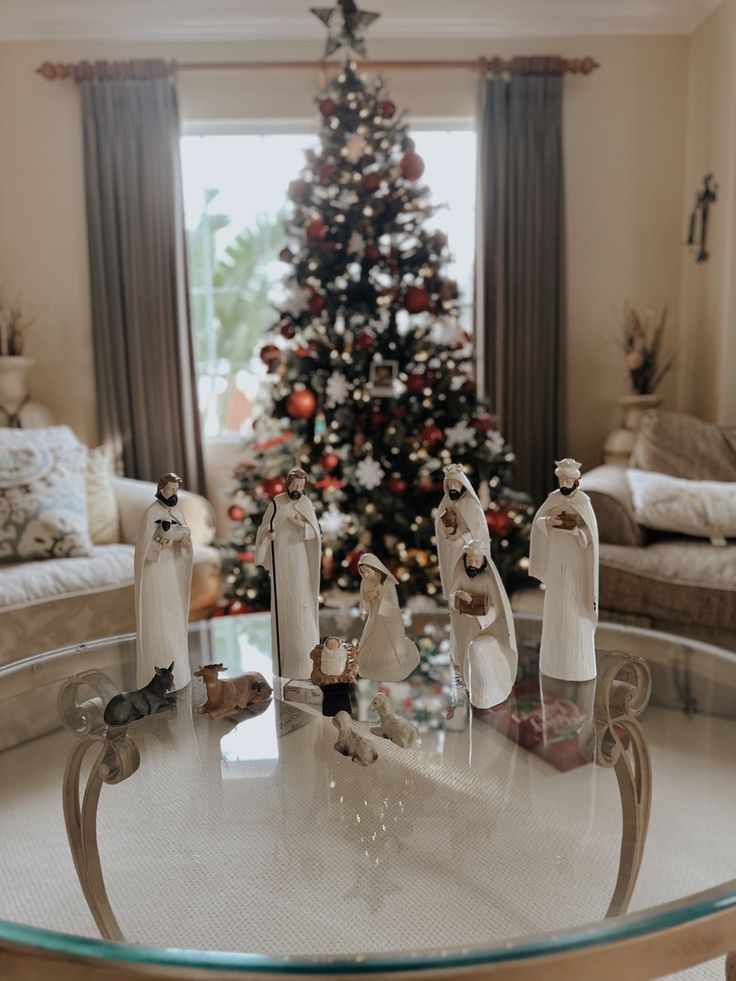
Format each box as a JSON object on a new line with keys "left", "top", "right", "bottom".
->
{"left": 37, "top": 55, "right": 600, "bottom": 83}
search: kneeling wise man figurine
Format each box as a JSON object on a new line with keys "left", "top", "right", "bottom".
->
{"left": 448, "top": 540, "right": 518, "bottom": 708}
{"left": 529, "top": 458, "right": 599, "bottom": 681}
{"left": 255, "top": 468, "right": 321, "bottom": 680}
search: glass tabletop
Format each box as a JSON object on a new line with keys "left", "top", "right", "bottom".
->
{"left": 0, "top": 611, "right": 735, "bottom": 975}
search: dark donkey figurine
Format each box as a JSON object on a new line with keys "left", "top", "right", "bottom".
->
{"left": 104, "top": 662, "right": 176, "bottom": 727}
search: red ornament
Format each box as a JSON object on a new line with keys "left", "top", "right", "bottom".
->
{"left": 356, "top": 332, "right": 374, "bottom": 351}
{"left": 261, "top": 476, "right": 286, "bottom": 498}
{"left": 371, "top": 410, "right": 387, "bottom": 428}
{"left": 391, "top": 405, "right": 407, "bottom": 419}
{"left": 279, "top": 246, "right": 293, "bottom": 263}
{"left": 487, "top": 511, "right": 512, "bottom": 538}
{"left": 440, "top": 279, "right": 459, "bottom": 301}
{"left": 306, "top": 219, "right": 328, "bottom": 243}
{"left": 387, "top": 476, "right": 409, "bottom": 496}
{"left": 432, "top": 230, "right": 448, "bottom": 250}
{"left": 321, "top": 452, "right": 339, "bottom": 472}
{"left": 319, "top": 161, "right": 336, "bottom": 184}
{"left": 234, "top": 551, "right": 254, "bottom": 563}
{"left": 400, "top": 151, "right": 425, "bottom": 181}
{"left": 227, "top": 503, "right": 246, "bottom": 522}
{"left": 362, "top": 172, "right": 380, "bottom": 192}
{"left": 461, "top": 379, "right": 477, "bottom": 394}
{"left": 406, "top": 373, "right": 426, "bottom": 394}
{"left": 319, "top": 97, "right": 337, "bottom": 118}
{"left": 347, "top": 547, "right": 367, "bottom": 576}
{"left": 308, "top": 293, "right": 327, "bottom": 314}
{"left": 279, "top": 319, "right": 296, "bottom": 339}
{"left": 286, "top": 389, "right": 317, "bottom": 419}
{"left": 420, "top": 424, "right": 443, "bottom": 448}
{"left": 259, "top": 344, "right": 281, "bottom": 370}
{"left": 377, "top": 100, "right": 396, "bottom": 119}
{"left": 402, "top": 285, "right": 430, "bottom": 314}
{"left": 365, "top": 242, "right": 381, "bottom": 263}
{"left": 471, "top": 414, "right": 494, "bottom": 432}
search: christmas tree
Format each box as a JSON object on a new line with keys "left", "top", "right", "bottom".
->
{"left": 221, "top": 2, "right": 533, "bottom": 613}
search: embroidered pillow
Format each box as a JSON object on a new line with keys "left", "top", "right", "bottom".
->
{"left": 0, "top": 426, "right": 93, "bottom": 562}
{"left": 626, "top": 468, "right": 736, "bottom": 545}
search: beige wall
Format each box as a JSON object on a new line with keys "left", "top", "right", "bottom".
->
{"left": 0, "top": 34, "right": 689, "bottom": 470}
{"left": 679, "top": 0, "right": 736, "bottom": 425}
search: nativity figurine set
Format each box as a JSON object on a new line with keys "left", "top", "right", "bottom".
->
{"left": 112, "top": 458, "right": 599, "bottom": 745}
{"left": 251, "top": 458, "right": 599, "bottom": 721}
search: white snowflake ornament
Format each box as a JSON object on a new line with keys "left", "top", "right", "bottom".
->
{"left": 355, "top": 456, "right": 384, "bottom": 490}
{"left": 321, "top": 509, "right": 348, "bottom": 538}
{"left": 486, "top": 430, "right": 505, "bottom": 455}
{"left": 445, "top": 421, "right": 478, "bottom": 449}
{"left": 326, "top": 371, "right": 351, "bottom": 406}
{"left": 281, "top": 284, "right": 312, "bottom": 316}
{"left": 344, "top": 133, "right": 367, "bottom": 165}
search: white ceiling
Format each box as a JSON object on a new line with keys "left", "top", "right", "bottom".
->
{"left": 0, "top": 0, "right": 723, "bottom": 43}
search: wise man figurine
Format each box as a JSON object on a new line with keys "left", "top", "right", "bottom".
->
{"left": 255, "top": 468, "right": 321, "bottom": 680}
{"left": 529, "top": 459, "right": 599, "bottom": 682}
{"left": 435, "top": 463, "right": 490, "bottom": 599}
{"left": 135, "top": 473, "right": 193, "bottom": 691}
{"left": 448, "top": 540, "right": 518, "bottom": 709}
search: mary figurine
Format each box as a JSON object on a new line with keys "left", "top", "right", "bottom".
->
{"left": 357, "top": 553, "right": 419, "bottom": 682}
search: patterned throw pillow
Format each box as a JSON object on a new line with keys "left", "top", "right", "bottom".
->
{"left": 627, "top": 468, "right": 736, "bottom": 545}
{"left": 0, "top": 426, "right": 93, "bottom": 562}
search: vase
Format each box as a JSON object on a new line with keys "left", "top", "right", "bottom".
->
{"left": 603, "top": 394, "right": 663, "bottom": 467}
{"left": 0, "top": 356, "right": 54, "bottom": 429}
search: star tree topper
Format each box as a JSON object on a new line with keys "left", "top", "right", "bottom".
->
{"left": 310, "top": 0, "right": 381, "bottom": 58}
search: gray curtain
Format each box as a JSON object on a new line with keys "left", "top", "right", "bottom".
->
{"left": 476, "top": 74, "right": 566, "bottom": 505}
{"left": 80, "top": 65, "right": 205, "bottom": 494}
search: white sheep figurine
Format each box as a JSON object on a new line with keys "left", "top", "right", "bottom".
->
{"left": 332, "top": 711, "right": 378, "bottom": 766}
{"left": 369, "top": 692, "right": 419, "bottom": 748}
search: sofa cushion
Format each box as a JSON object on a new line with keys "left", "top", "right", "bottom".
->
{"left": 598, "top": 540, "right": 736, "bottom": 639}
{"left": 85, "top": 446, "right": 120, "bottom": 544}
{"left": 627, "top": 469, "right": 736, "bottom": 544}
{"left": 579, "top": 465, "right": 644, "bottom": 547}
{"left": 0, "top": 544, "right": 135, "bottom": 611}
{"left": 631, "top": 410, "right": 736, "bottom": 481}
{"left": 0, "top": 425, "right": 93, "bottom": 563}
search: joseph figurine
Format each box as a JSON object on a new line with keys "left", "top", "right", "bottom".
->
{"left": 255, "top": 468, "right": 321, "bottom": 680}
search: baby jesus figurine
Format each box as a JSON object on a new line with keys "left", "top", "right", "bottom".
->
{"left": 310, "top": 636, "right": 360, "bottom": 717}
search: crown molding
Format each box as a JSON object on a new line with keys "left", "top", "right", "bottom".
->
{"left": 0, "top": 0, "right": 724, "bottom": 43}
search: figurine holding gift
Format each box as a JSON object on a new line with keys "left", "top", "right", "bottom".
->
{"left": 135, "top": 474, "right": 193, "bottom": 691}
{"left": 435, "top": 463, "right": 490, "bottom": 599}
{"left": 357, "top": 554, "right": 419, "bottom": 682}
{"left": 529, "top": 458, "right": 599, "bottom": 682}
{"left": 255, "top": 468, "right": 321, "bottom": 680}
{"left": 448, "top": 539, "right": 517, "bottom": 709}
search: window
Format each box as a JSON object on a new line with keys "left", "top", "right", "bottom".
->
{"left": 181, "top": 127, "right": 476, "bottom": 439}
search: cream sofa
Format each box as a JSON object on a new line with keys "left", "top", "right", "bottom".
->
{"left": 580, "top": 410, "right": 736, "bottom": 651}
{"left": 0, "top": 476, "right": 221, "bottom": 669}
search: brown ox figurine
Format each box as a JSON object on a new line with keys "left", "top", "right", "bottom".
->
{"left": 194, "top": 663, "right": 272, "bottom": 720}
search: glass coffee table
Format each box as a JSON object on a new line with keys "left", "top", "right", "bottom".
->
{"left": 0, "top": 611, "right": 734, "bottom": 980}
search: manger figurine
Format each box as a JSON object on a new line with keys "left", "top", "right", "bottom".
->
{"left": 104, "top": 663, "right": 176, "bottom": 727}
{"left": 194, "top": 664, "right": 272, "bottom": 720}
{"left": 529, "top": 458, "right": 599, "bottom": 682}
{"left": 448, "top": 539, "right": 518, "bottom": 709}
{"left": 135, "top": 474, "right": 193, "bottom": 691}
{"left": 435, "top": 463, "right": 490, "bottom": 598}
{"left": 310, "top": 636, "right": 359, "bottom": 716}
{"left": 357, "top": 553, "right": 419, "bottom": 682}
{"left": 255, "top": 468, "right": 321, "bottom": 680}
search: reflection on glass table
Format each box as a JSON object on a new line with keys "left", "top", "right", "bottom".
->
{"left": 0, "top": 611, "right": 734, "bottom": 980}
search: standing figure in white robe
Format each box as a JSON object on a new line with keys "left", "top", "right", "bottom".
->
{"left": 529, "top": 458, "right": 599, "bottom": 682}
{"left": 255, "top": 468, "right": 321, "bottom": 680}
{"left": 435, "top": 463, "right": 490, "bottom": 599}
{"left": 357, "top": 554, "right": 419, "bottom": 682}
{"left": 448, "top": 540, "right": 518, "bottom": 709}
{"left": 135, "top": 473, "right": 193, "bottom": 691}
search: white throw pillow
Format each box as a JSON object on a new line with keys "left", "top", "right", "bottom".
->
{"left": 85, "top": 446, "right": 120, "bottom": 544}
{"left": 626, "top": 468, "right": 736, "bottom": 545}
{"left": 0, "top": 425, "right": 93, "bottom": 562}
